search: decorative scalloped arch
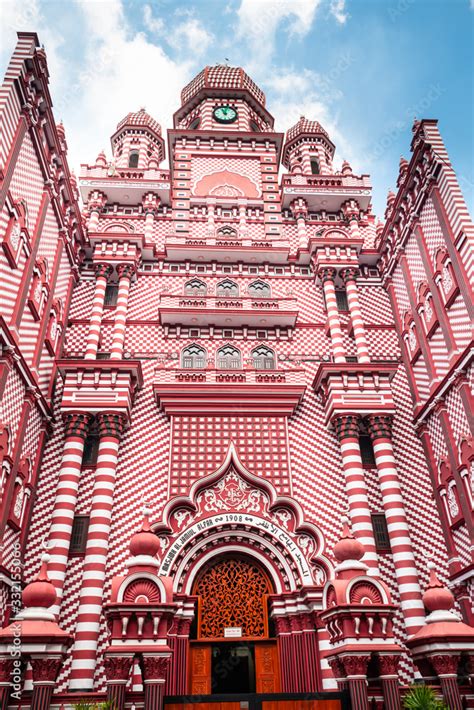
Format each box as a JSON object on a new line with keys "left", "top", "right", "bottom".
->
{"left": 193, "top": 170, "right": 260, "bottom": 198}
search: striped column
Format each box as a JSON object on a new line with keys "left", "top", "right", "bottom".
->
{"left": 47, "top": 412, "right": 92, "bottom": 614}
{"left": 333, "top": 415, "right": 379, "bottom": 572}
{"left": 431, "top": 655, "right": 462, "bottom": 710}
{"left": 142, "top": 192, "right": 160, "bottom": 241}
{"left": 319, "top": 268, "right": 346, "bottom": 363}
{"left": 104, "top": 655, "right": 133, "bottom": 710}
{"left": 341, "top": 655, "right": 370, "bottom": 710}
{"left": 84, "top": 263, "right": 112, "bottom": 360}
{"left": 341, "top": 268, "right": 370, "bottom": 363}
{"left": 30, "top": 657, "right": 62, "bottom": 710}
{"left": 290, "top": 199, "right": 308, "bottom": 250}
{"left": 69, "top": 412, "right": 127, "bottom": 691}
{"left": 110, "top": 264, "right": 135, "bottom": 360}
{"left": 143, "top": 656, "right": 170, "bottom": 710}
{"left": 379, "top": 655, "right": 401, "bottom": 710}
{"left": 0, "top": 658, "right": 13, "bottom": 710}
{"left": 366, "top": 415, "right": 425, "bottom": 633}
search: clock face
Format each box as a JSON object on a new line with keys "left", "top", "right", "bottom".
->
{"left": 213, "top": 105, "right": 238, "bottom": 123}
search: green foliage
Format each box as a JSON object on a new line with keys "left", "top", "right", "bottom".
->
{"left": 74, "top": 703, "right": 115, "bottom": 710}
{"left": 403, "top": 684, "right": 448, "bottom": 710}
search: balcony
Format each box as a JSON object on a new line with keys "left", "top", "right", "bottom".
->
{"left": 79, "top": 167, "right": 170, "bottom": 206}
{"left": 158, "top": 294, "right": 298, "bottom": 328}
{"left": 153, "top": 366, "right": 306, "bottom": 416}
{"left": 280, "top": 173, "right": 372, "bottom": 212}
{"left": 164, "top": 235, "right": 290, "bottom": 264}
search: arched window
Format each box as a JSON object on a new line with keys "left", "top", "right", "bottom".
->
{"left": 182, "top": 344, "right": 206, "bottom": 369}
{"left": 216, "top": 279, "right": 239, "bottom": 297}
{"left": 128, "top": 151, "right": 139, "bottom": 168}
{"left": 310, "top": 157, "right": 320, "bottom": 175}
{"left": 252, "top": 345, "right": 275, "bottom": 370}
{"left": 217, "top": 225, "right": 238, "bottom": 239}
{"left": 250, "top": 120, "right": 260, "bottom": 132}
{"left": 248, "top": 280, "right": 271, "bottom": 298}
{"left": 184, "top": 278, "right": 207, "bottom": 296}
{"left": 217, "top": 345, "right": 241, "bottom": 370}
{"left": 189, "top": 117, "right": 200, "bottom": 130}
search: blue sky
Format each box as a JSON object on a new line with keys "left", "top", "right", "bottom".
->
{"left": 1, "top": 0, "right": 473, "bottom": 217}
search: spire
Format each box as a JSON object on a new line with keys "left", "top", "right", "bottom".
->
{"left": 128, "top": 505, "right": 160, "bottom": 568}
{"left": 333, "top": 516, "right": 367, "bottom": 575}
{"left": 95, "top": 149, "right": 107, "bottom": 167}
{"left": 423, "top": 561, "right": 458, "bottom": 623}
{"left": 19, "top": 552, "right": 57, "bottom": 620}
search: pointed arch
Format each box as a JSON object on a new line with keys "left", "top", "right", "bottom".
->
{"left": 181, "top": 343, "right": 207, "bottom": 369}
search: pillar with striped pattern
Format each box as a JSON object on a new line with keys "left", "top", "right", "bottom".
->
{"left": 68, "top": 412, "right": 127, "bottom": 691}
{"left": 104, "top": 655, "right": 133, "bottom": 710}
{"left": 143, "top": 656, "right": 170, "bottom": 710}
{"left": 84, "top": 263, "right": 112, "bottom": 360}
{"left": 341, "top": 655, "right": 370, "bottom": 710}
{"left": 366, "top": 414, "right": 425, "bottom": 633}
{"left": 47, "top": 412, "right": 92, "bottom": 614}
{"left": 290, "top": 198, "right": 309, "bottom": 250}
{"left": 30, "top": 657, "right": 62, "bottom": 710}
{"left": 142, "top": 192, "right": 160, "bottom": 242}
{"left": 341, "top": 267, "right": 370, "bottom": 363}
{"left": 379, "top": 654, "right": 401, "bottom": 710}
{"left": 333, "top": 415, "right": 379, "bottom": 572}
{"left": 319, "top": 267, "right": 346, "bottom": 363}
{"left": 110, "top": 264, "right": 135, "bottom": 360}
{"left": 432, "top": 655, "right": 463, "bottom": 710}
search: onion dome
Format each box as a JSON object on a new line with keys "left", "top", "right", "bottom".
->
{"left": 181, "top": 65, "right": 266, "bottom": 108}
{"left": 115, "top": 108, "right": 162, "bottom": 137}
{"left": 129, "top": 506, "right": 160, "bottom": 559}
{"left": 282, "top": 116, "right": 335, "bottom": 169}
{"left": 423, "top": 561, "right": 454, "bottom": 614}
{"left": 22, "top": 553, "right": 57, "bottom": 611}
{"left": 95, "top": 149, "right": 107, "bottom": 167}
{"left": 333, "top": 516, "right": 365, "bottom": 564}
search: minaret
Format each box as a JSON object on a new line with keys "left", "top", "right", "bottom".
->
{"left": 282, "top": 116, "right": 335, "bottom": 175}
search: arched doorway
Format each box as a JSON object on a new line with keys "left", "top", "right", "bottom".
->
{"left": 189, "top": 553, "right": 280, "bottom": 695}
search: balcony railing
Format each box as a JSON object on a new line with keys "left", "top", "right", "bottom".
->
{"left": 159, "top": 294, "right": 296, "bottom": 311}
{"left": 153, "top": 366, "right": 306, "bottom": 386}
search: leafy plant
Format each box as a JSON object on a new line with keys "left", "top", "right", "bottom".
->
{"left": 75, "top": 703, "right": 115, "bottom": 710}
{"left": 403, "top": 684, "right": 448, "bottom": 710}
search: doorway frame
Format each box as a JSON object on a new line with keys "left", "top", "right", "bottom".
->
{"left": 164, "top": 690, "right": 351, "bottom": 709}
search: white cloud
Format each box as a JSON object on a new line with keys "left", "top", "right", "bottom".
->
{"left": 167, "top": 16, "right": 213, "bottom": 56}
{"left": 330, "top": 0, "right": 348, "bottom": 24}
{"left": 235, "top": 0, "right": 322, "bottom": 68}
{"left": 143, "top": 4, "right": 164, "bottom": 34}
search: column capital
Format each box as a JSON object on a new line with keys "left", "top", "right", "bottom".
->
{"left": 116, "top": 263, "right": 136, "bottom": 281}
{"left": 430, "top": 653, "right": 460, "bottom": 677}
{"left": 30, "top": 656, "right": 63, "bottom": 683}
{"left": 378, "top": 654, "right": 400, "bottom": 677}
{"left": 328, "top": 657, "right": 346, "bottom": 679}
{"left": 142, "top": 191, "right": 161, "bottom": 214}
{"left": 0, "top": 658, "right": 14, "bottom": 682}
{"left": 333, "top": 414, "right": 361, "bottom": 441}
{"left": 142, "top": 655, "right": 170, "bottom": 681}
{"left": 365, "top": 414, "right": 394, "bottom": 441}
{"left": 341, "top": 654, "right": 370, "bottom": 677}
{"left": 96, "top": 412, "right": 128, "bottom": 440}
{"left": 340, "top": 267, "right": 360, "bottom": 284}
{"left": 62, "top": 411, "right": 93, "bottom": 440}
{"left": 94, "top": 262, "right": 113, "bottom": 280}
{"left": 319, "top": 266, "right": 337, "bottom": 284}
{"left": 87, "top": 190, "right": 107, "bottom": 214}
{"left": 104, "top": 655, "right": 133, "bottom": 682}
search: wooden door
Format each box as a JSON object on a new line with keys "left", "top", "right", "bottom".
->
{"left": 255, "top": 641, "right": 280, "bottom": 693}
{"left": 189, "top": 644, "right": 211, "bottom": 695}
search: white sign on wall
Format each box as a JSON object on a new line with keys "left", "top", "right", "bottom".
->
{"left": 224, "top": 627, "right": 243, "bottom": 638}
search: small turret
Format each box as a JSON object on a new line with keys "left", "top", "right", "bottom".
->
{"left": 111, "top": 108, "right": 165, "bottom": 170}
{"left": 282, "top": 116, "right": 335, "bottom": 175}
{"left": 95, "top": 149, "right": 107, "bottom": 168}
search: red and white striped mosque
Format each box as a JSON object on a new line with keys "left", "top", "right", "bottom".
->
{"left": 0, "top": 32, "right": 473, "bottom": 710}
